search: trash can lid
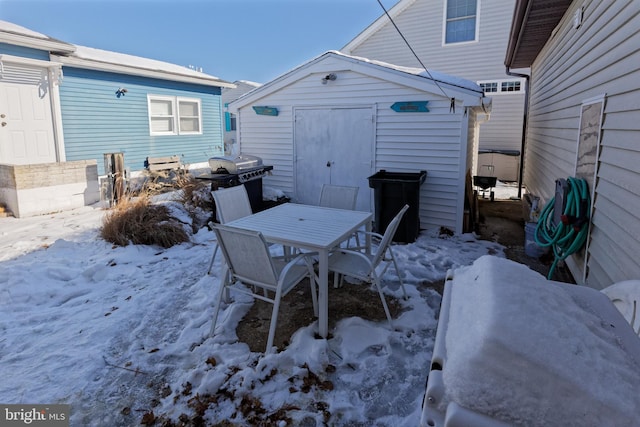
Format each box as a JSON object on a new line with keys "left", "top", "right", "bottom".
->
{"left": 367, "top": 170, "right": 427, "bottom": 184}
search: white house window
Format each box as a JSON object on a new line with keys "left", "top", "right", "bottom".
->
{"left": 148, "top": 95, "right": 202, "bottom": 135}
{"left": 480, "top": 82, "right": 498, "bottom": 93}
{"left": 477, "top": 79, "right": 524, "bottom": 95}
{"left": 445, "top": 0, "right": 478, "bottom": 44}
{"left": 501, "top": 81, "right": 522, "bottom": 92}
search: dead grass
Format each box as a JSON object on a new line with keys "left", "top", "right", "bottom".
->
{"left": 101, "top": 195, "right": 190, "bottom": 248}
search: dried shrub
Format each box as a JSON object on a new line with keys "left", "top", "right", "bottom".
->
{"left": 101, "top": 195, "right": 190, "bottom": 248}
{"left": 176, "top": 175, "right": 211, "bottom": 210}
{"left": 174, "top": 176, "right": 213, "bottom": 231}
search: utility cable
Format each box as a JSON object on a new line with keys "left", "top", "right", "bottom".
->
{"left": 534, "top": 177, "right": 590, "bottom": 280}
{"left": 375, "top": 0, "right": 451, "bottom": 100}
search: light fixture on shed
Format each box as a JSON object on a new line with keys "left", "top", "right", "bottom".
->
{"left": 115, "top": 88, "right": 128, "bottom": 98}
{"left": 321, "top": 73, "right": 337, "bottom": 84}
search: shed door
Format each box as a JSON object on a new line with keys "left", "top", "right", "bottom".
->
{"left": 294, "top": 107, "right": 374, "bottom": 212}
{"left": 0, "top": 63, "right": 57, "bottom": 165}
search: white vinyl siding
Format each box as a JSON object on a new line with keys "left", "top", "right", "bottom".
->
{"left": 523, "top": 0, "right": 640, "bottom": 288}
{"left": 232, "top": 54, "right": 483, "bottom": 233}
{"left": 148, "top": 95, "right": 201, "bottom": 135}
{"left": 341, "top": 0, "right": 525, "bottom": 181}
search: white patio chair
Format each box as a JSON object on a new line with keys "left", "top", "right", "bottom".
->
{"left": 319, "top": 184, "right": 360, "bottom": 247}
{"left": 209, "top": 223, "right": 318, "bottom": 353}
{"left": 207, "top": 185, "right": 253, "bottom": 275}
{"left": 328, "top": 204, "right": 410, "bottom": 327}
{"left": 319, "top": 184, "right": 359, "bottom": 210}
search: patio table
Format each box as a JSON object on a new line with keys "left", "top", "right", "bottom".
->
{"left": 226, "top": 202, "right": 372, "bottom": 338}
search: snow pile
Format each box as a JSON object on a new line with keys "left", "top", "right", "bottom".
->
{"left": 0, "top": 198, "right": 505, "bottom": 426}
{"left": 443, "top": 256, "right": 640, "bottom": 426}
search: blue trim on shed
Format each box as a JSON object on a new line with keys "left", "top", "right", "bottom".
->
{"left": 0, "top": 42, "right": 51, "bottom": 60}
{"left": 58, "top": 67, "right": 224, "bottom": 174}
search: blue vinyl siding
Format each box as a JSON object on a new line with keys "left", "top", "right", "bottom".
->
{"left": 0, "top": 42, "right": 51, "bottom": 60}
{"left": 58, "top": 67, "right": 224, "bottom": 174}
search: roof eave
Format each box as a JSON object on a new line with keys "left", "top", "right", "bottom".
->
{"left": 0, "top": 32, "right": 75, "bottom": 54}
{"left": 229, "top": 51, "right": 484, "bottom": 111}
{"left": 51, "top": 54, "right": 235, "bottom": 88}
{"left": 505, "top": 0, "right": 573, "bottom": 69}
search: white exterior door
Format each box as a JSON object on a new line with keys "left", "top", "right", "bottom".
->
{"left": 294, "top": 107, "right": 374, "bottom": 212}
{"left": 0, "top": 63, "right": 57, "bottom": 165}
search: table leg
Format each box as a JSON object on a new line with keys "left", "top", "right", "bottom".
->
{"left": 365, "top": 220, "right": 372, "bottom": 255}
{"left": 318, "top": 248, "right": 329, "bottom": 338}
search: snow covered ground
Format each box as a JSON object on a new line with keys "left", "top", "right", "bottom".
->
{"left": 0, "top": 182, "right": 523, "bottom": 425}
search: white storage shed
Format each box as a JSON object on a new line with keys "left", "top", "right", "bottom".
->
{"left": 228, "top": 51, "right": 491, "bottom": 234}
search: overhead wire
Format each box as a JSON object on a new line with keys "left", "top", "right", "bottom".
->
{"left": 375, "top": 0, "right": 452, "bottom": 101}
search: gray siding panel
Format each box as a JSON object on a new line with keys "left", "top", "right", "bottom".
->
{"left": 238, "top": 69, "right": 473, "bottom": 232}
{"left": 524, "top": 0, "right": 640, "bottom": 287}
{"left": 343, "top": 0, "right": 524, "bottom": 173}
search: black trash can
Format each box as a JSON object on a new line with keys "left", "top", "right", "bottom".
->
{"left": 368, "top": 170, "right": 427, "bottom": 243}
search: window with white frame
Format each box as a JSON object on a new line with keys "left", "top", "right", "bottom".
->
{"left": 477, "top": 79, "right": 524, "bottom": 95}
{"left": 501, "top": 81, "right": 521, "bottom": 92}
{"left": 480, "top": 82, "right": 498, "bottom": 93}
{"left": 444, "top": 0, "right": 478, "bottom": 44}
{"left": 148, "top": 95, "right": 202, "bottom": 135}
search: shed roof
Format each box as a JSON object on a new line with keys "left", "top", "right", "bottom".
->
{"left": 0, "top": 20, "right": 233, "bottom": 89}
{"left": 505, "top": 0, "right": 573, "bottom": 69}
{"left": 230, "top": 50, "right": 488, "bottom": 111}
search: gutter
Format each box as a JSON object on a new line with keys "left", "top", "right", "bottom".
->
{"left": 506, "top": 66, "right": 530, "bottom": 200}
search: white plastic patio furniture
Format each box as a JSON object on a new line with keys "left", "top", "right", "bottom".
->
{"left": 328, "top": 204, "right": 410, "bottom": 326}
{"left": 319, "top": 184, "right": 361, "bottom": 247}
{"left": 319, "top": 184, "right": 359, "bottom": 210}
{"left": 207, "top": 185, "right": 253, "bottom": 274}
{"left": 225, "top": 203, "right": 373, "bottom": 338}
{"left": 209, "top": 223, "right": 318, "bottom": 353}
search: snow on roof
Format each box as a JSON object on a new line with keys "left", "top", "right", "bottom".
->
{"left": 0, "top": 20, "right": 50, "bottom": 39}
{"left": 229, "top": 50, "right": 485, "bottom": 110}
{"left": 329, "top": 50, "right": 483, "bottom": 94}
{"left": 69, "top": 45, "right": 231, "bottom": 86}
{"left": 1, "top": 20, "right": 232, "bottom": 87}
{"left": 0, "top": 19, "right": 75, "bottom": 52}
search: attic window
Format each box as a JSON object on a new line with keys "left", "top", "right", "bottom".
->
{"left": 444, "top": 0, "right": 478, "bottom": 44}
{"left": 148, "top": 95, "right": 202, "bottom": 135}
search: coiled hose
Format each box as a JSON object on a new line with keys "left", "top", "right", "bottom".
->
{"left": 535, "top": 177, "right": 591, "bottom": 280}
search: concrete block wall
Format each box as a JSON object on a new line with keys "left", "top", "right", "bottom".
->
{"left": 0, "top": 160, "right": 100, "bottom": 218}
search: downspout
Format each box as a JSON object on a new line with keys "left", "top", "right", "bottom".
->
{"left": 506, "top": 67, "right": 530, "bottom": 199}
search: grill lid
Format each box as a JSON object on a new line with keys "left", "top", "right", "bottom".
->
{"left": 208, "top": 154, "right": 263, "bottom": 174}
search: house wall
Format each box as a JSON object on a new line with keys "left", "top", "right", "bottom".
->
{"left": 0, "top": 42, "right": 50, "bottom": 60}
{"left": 0, "top": 160, "right": 100, "bottom": 217}
{"left": 236, "top": 61, "right": 475, "bottom": 233}
{"left": 524, "top": 0, "right": 640, "bottom": 289}
{"left": 222, "top": 81, "right": 261, "bottom": 154}
{"left": 58, "top": 67, "right": 225, "bottom": 175}
{"left": 342, "top": 0, "right": 525, "bottom": 181}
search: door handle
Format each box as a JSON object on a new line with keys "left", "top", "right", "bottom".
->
{"left": 0, "top": 114, "right": 5, "bottom": 118}
{"left": 1, "top": 122, "right": 6, "bottom": 127}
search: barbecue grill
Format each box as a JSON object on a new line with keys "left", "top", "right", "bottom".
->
{"left": 197, "top": 154, "right": 273, "bottom": 212}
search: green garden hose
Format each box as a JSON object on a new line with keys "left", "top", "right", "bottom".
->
{"left": 535, "top": 177, "right": 591, "bottom": 280}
